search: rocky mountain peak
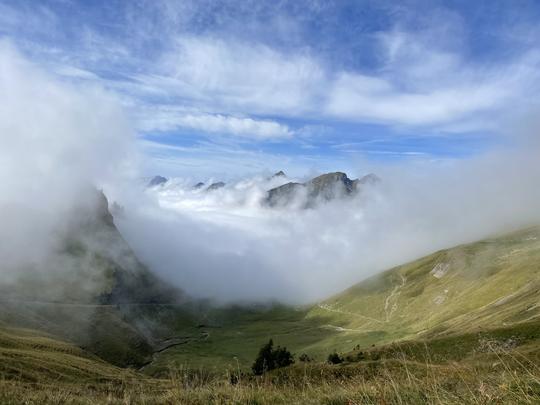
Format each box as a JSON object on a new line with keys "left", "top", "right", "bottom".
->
{"left": 265, "top": 171, "right": 379, "bottom": 208}
{"left": 148, "top": 175, "right": 168, "bottom": 187}
{"left": 206, "top": 182, "right": 225, "bottom": 191}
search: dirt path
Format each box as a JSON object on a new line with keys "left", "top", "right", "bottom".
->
{"left": 317, "top": 304, "right": 384, "bottom": 324}
{"left": 322, "top": 324, "right": 378, "bottom": 333}
{"left": 317, "top": 273, "right": 407, "bottom": 330}
{"left": 384, "top": 274, "right": 406, "bottom": 322}
{"left": 0, "top": 298, "right": 186, "bottom": 308}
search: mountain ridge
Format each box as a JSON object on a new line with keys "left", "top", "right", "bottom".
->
{"left": 266, "top": 172, "right": 379, "bottom": 207}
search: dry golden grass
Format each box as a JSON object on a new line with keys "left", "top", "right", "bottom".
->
{"left": 2, "top": 346, "right": 539, "bottom": 405}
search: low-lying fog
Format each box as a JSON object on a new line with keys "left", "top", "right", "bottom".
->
{"left": 112, "top": 147, "right": 540, "bottom": 303}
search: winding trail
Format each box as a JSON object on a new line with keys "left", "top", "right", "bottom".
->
{"left": 384, "top": 274, "right": 406, "bottom": 322}
{"left": 317, "top": 273, "right": 407, "bottom": 331}
{"left": 317, "top": 304, "right": 384, "bottom": 324}
{"left": 322, "top": 324, "right": 378, "bottom": 333}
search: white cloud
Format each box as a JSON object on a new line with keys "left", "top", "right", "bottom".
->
{"left": 0, "top": 41, "right": 135, "bottom": 286}
{"left": 325, "top": 71, "right": 506, "bottom": 126}
{"left": 137, "top": 108, "right": 292, "bottom": 139}
{"left": 123, "top": 32, "right": 539, "bottom": 132}
{"left": 5, "top": 3, "right": 540, "bottom": 138}
{"left": 321, "top": 29, "right": 540, "bottom": 127}
{"left": 134, "top": 36, "right": 324, "bottom": 116}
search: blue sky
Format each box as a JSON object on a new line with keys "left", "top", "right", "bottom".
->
{"left": 1, "top": 0, "right": 539, "bottom": 178}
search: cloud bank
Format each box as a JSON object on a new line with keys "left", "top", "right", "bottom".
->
{"left": 114, "top": 143, "right": 540, "bottom": 303}
{"left": 0, "top": 41, "right": 134, "bottom": 294}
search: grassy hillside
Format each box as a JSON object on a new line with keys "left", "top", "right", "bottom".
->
{"left": 152, "top": 226, "right": 540, "bottom": 371}
{"left": 0, "top": 326, "right": 167, "bottom": 404}
{"left": 307, "top": 226, "right": 540, "bottom": 345}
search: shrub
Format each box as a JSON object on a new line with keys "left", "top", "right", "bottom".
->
{"left": 273, "top": 345, "right": 294, "bottom": 368}
{"left": 327, "top": 352, "right": 343, "bottom": 364}
{"left": 298, "top": 353, "right": 313, "bottom": 363}
{"left": 252, "top": 339, "right": 294, "bottom": 375}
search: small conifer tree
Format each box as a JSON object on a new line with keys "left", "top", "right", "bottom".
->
{"left": 252, "top": 339, "right": 294, "bottom": 375}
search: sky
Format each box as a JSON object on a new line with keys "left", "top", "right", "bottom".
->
{"left": 2, "top": 0, "right": 540, "bottom": 179}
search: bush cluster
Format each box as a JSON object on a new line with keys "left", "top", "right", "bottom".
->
{"left": 252, "top": 339, "right": 294, "bottom": 375}
{"left": 327, "top": 352, "right": 343, "bottom": 364}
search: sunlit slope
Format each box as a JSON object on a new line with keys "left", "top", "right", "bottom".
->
{"left": 308, "top": 226, "right": 540, "bottom": 346}
{"left": 149, "top": 226, "right": 540, "bottom": 370}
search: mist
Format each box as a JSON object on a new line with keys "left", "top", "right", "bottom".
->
{"left": 0, "top": 41, "right": 134, "bottom": 299}
{"left": 2, "top": 41, "right": 540, "bottom": 306}
{"left": 113, "top": 142, "right": 540, "bottom": 303}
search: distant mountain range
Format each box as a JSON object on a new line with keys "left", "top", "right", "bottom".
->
{"left": 147, "top": 171, "right": 380, "bottom": 208}
{"left": 148, "top": 175, "right": 168, "bottom": 187}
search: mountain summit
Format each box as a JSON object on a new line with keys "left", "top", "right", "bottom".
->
{"left": 265, "top": 172, "right": 379, "bottom": 207}
{"left": 148, "top": 175, "right": 168, "bottom": 187}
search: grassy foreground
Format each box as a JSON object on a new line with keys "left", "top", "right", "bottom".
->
{"left": 2, "top": 353, "right": 539, "bottom": 404}
{"left": 2, "top": 323, "right": 540, "bottom": 404}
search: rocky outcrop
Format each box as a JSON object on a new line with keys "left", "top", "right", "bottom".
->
{"left": 265, "top": 172, "right": 379, "bottom": 208}
{"left": 148, "top": 175, "right": 168, "bottom": 187}
{"left": 266, "top": 182, "right": 305, "bottom": 207}
{"left": 206, "top": 182, "right": 225, "bottom": 191}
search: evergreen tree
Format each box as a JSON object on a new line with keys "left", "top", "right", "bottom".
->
{"left": 252, "top": 339, "right": 294, "bottom": 375}
{"left": 252, "top": 339, "right": 275, "bottom": 375}
{"left": 273, "top": 345, "right": 294, "bottom": 368}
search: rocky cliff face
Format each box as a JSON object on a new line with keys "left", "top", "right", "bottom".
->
{"left": 80, "top": 190, "right": 182, "bottom": 304}
{"left": 32, "top": 189, "right": 179, "bottom": 305}
{"left": 271, "top": 170, "right": 286, "bottom": 178}
{"left": 266, "top": 182, "right": 306, "bottom": 207}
